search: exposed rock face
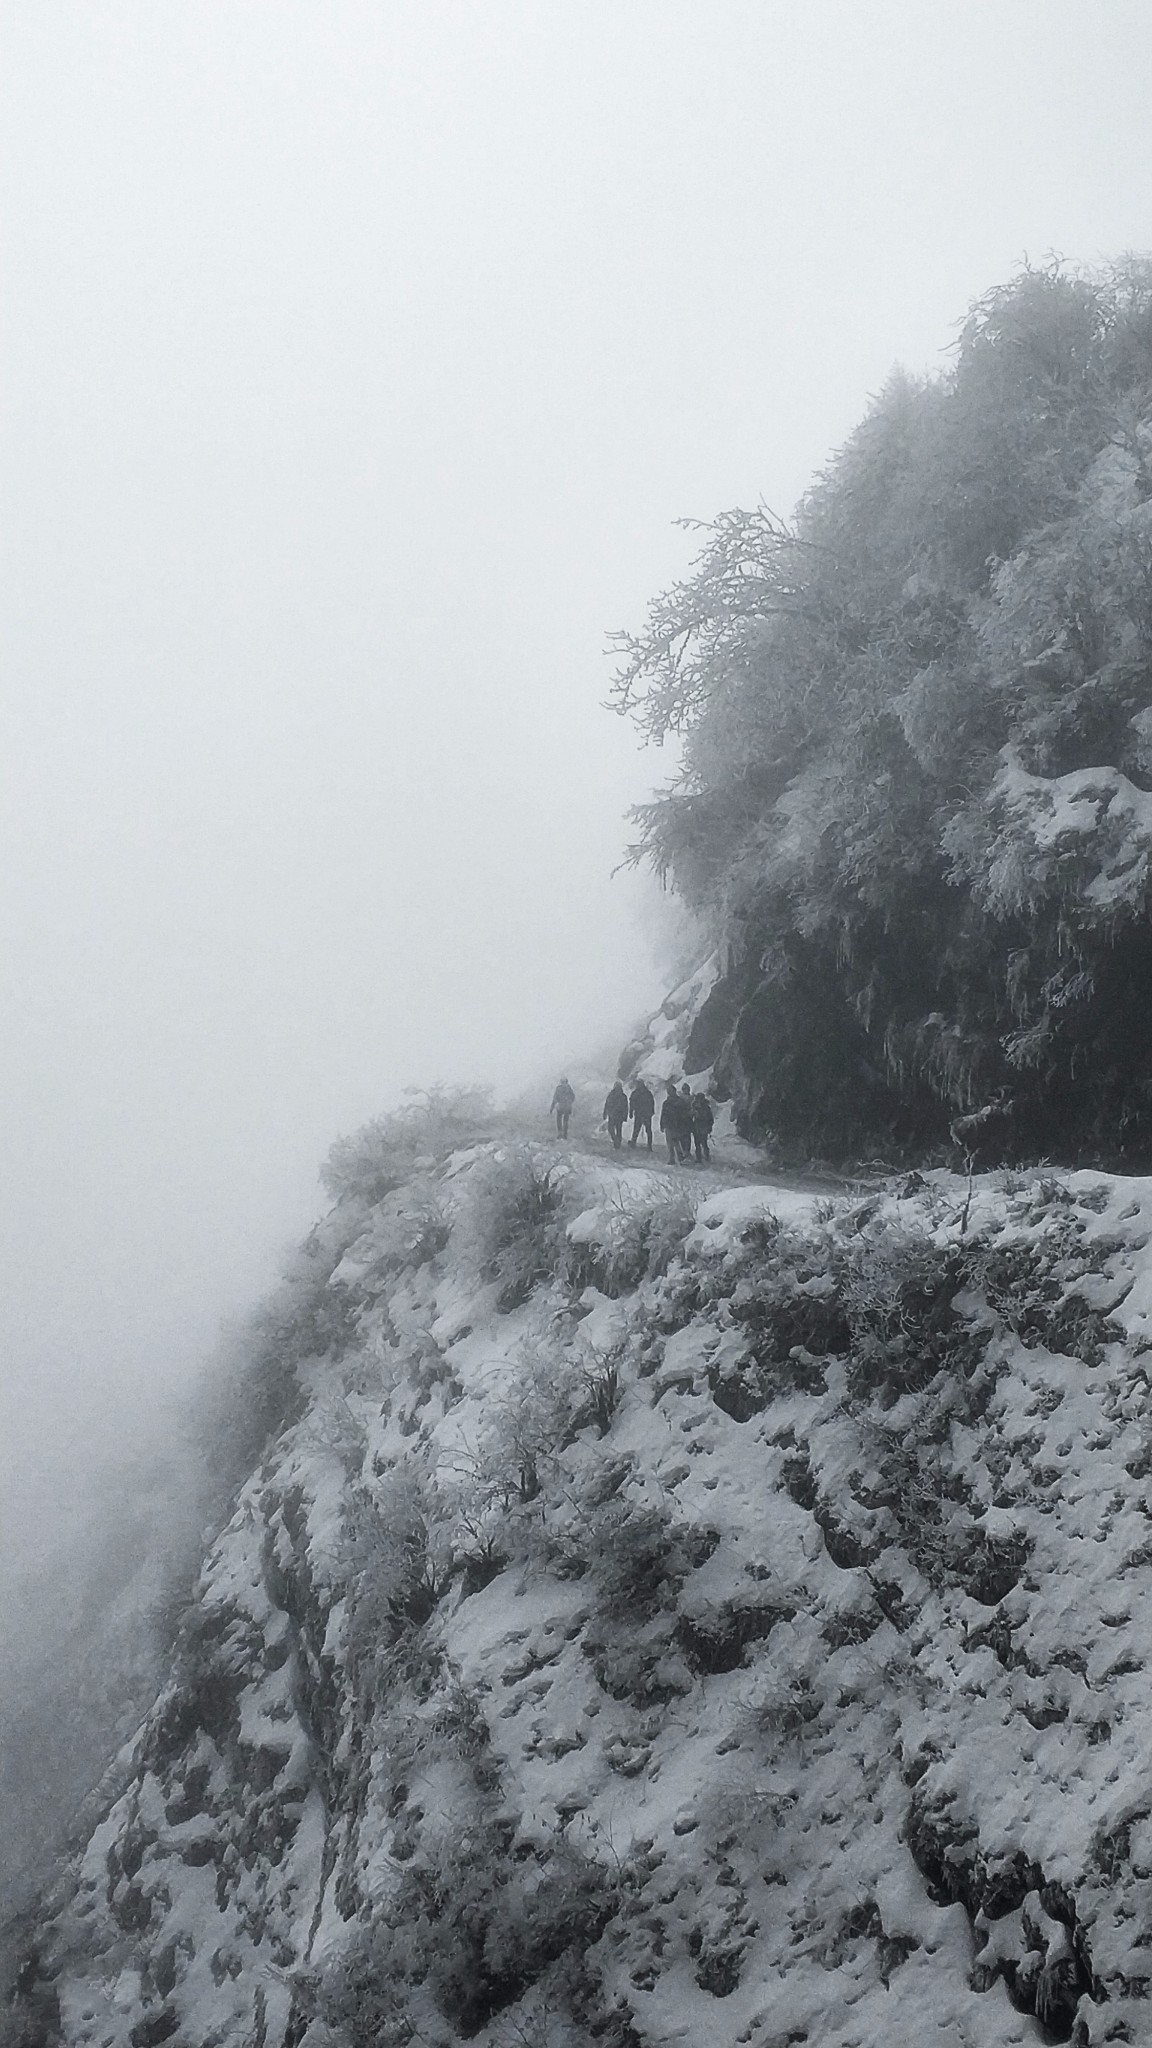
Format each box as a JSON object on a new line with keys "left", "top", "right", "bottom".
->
{"left": 618, "top": 954, "right": 723, "bottom": 1091}
{"left": 12, "top": 1148, "right": 1152, "bottom": 2048}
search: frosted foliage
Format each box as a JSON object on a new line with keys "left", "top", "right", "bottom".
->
{"left": 19, "top": 1135, "right": 1152, "bottom": 2048}
{"left": 614, "top": 261, "right": 1152, "bottom": 1160}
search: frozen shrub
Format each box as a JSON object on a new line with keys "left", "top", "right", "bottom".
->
{"left": 321, "top": 1083, "right": 497, "bottom": 1205}
{"left": 571, "top": 1341, "right": 624, "bottom": 1435}
{"left": 148, "top": 1594, "right": 262, "bottom": 1759}
{"left": 657, "top": 1206, "right": 994, "bottom": 1417}
{"left": 548, "top": 1465, "right": 714, "bottom": 1622}
{"left": 298, "top": 1394, "right": 368, "bottom": 1477}
{"left": 736, "top": 1616, "right": 829, "bottom": 1745}
{"left": 673, "top": 1215, "right": 849, "bottom": 1414}
{"left": 578, "top": 1497, "right": 680, "bottom": 1620}
{"left": 313, "top": 1820, "right": 617, "bottom": 2043}
{"left": 445, "top": 1318, "right": 649, "bottom": 1597}
{"left": 438, "top": 1379, "right": 540, "bottom": 1599}
{"left": 968, "top": 1215, "right": 1125, "bottom": 1365}
{"left": 482, "top": 1341, "right": 579, "bottom": 1501}
{"left": 341, "top": 1466, "right": 455, "bottom": 1682}
{"left": 641, "top": 1182, "right": 699, "bottom": 1278}
{"left": 354, "top": 1183, "right": 452, "bottom": 1283}
{"left": 466, "top": 1147, "right": 573, "bottom": 1310}
{"left": 306, "top": 1942, "right": 411, "bottom": 2048}
{"left": 570, "top": 1183, "right": 698, "bottom": 1295}
{"left": 726, "top": 1218, "right": 850, "bottom": 1359}
{"left": 841, "top": 1226, "right": 976, "bottom": 1400}
{"left": 443, "top": 1331, "right": 622, "bottom": 1582}
{"left": 857, "top": 1407, "right": 1015, "bottom": 1596}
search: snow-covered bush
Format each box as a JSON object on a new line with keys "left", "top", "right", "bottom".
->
{"left": 464, "top": 1146, "right": 573, "bottom": 1310}
{"left": 341, "top": 1466, "right": 455, "bottom": 1678}
{"left": 347, "top": 1182, "right": 452, "bottom": 1284}
{"left": 476, "top": 1339, "right": 578, "bottom": 1502}
{"left": 149, "top": 1591, "right": 263, "bottom": 1761}
{"left": 968, "top": 1194, "right": 1126, "bottom": 1364}
{"left": 551, "top": 1455, "right": 715, "bottom": 1616}
{"left": 296, "top": 1392, "right": 368, "bottom": 1475}
{"left": 841, "top": 1227, "right": 975, "bottom": 1401}
{"left": 569, "top": 1182, "right": 698, "bottom": 1296}
{"left": 321, "top": 1084, "right": 497, "bottom": 1205}
{"left": 314, "top": 1814, "right": 618, "bottom": 2043}
{"left": 570, "top": 1340, "right": 624, "bottom": 1435}
{"left": 614, "top": 258, "right": 1152, "bottom": 1162}
{"left": 443, "top": 1335, "right": 627, "bottom": 1581}
{"left": 859, "top": 1403, "right": 1026, "bottom": 1599}
{"left": 553, "top": 1488, "right": 684, "bottom": 1622}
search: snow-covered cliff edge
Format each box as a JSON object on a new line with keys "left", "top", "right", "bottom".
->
{"left": 11, "top": 1130, "right": 1152, "bottom": 2048}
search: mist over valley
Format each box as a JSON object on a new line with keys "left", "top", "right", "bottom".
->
{"left": 7, "top": 7, "right": 1152, "bottom": 2046}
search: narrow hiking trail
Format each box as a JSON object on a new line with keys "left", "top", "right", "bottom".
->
{"left": 544, "top": 1122, "right": 860, "bottom": 1201}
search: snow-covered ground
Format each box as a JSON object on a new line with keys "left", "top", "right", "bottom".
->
{"left": 15, "top": 1150, "right": 1152, "bottom": 2047}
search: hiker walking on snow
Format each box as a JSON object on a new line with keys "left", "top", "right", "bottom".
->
{"left": 673, "top": 1086, "right": 694, "bottom": 1163}
{"left": 551, "top": 1076, "right": 575, "bottom": 1139}
{"left": 668, "top": 1081, "right": 684, "bottom": 1163}
{"left": 660, "top": 1081, "right": 692, "bottom": 1163}
{"left": 628, "top": 1077, "right": 655, "bottom": 1151}
{"left": 689, "top": 1090, "right": 714, "bottom": 1163}
{"left": 603, "top": 1081, "right": 629, "bottom": 1150}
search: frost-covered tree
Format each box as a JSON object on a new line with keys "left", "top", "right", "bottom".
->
{"left": 614, "top": 259, "right": 1152, "bottom": 1161}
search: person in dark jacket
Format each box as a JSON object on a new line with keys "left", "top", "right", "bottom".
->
{"left": 628, "top": 1077, "right": 655, "bottom": 1150}
{"left": 550, "top": 1076, "right": 575, "bottom": 1138}
{"left": 680, "top": 1084, "right": 698, "bottom": 1163}
{"left": 689, "top": 1089, "right": 714, "bottom": 1163}
{"left": 660, "top": 1081, "right": 692, "bottom": 1163}
{"left": 673, "top": 1086, "right": 694, "bottom": 1161}
{"left": 603, "top": 1081, "right": 629, "bottom": 1149}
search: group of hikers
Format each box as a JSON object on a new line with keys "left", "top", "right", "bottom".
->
{"left": 549, "top": 1075, "right": 715, "bottom": 1163}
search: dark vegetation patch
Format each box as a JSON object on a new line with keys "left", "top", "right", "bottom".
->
{"left": 342, "top": 1470, "right": 455, "bottom": 1676}
{"left": 676, "top": 1603, "right": 792, "bottom": 1674}
{"left": 546, "top": 1489, "right": 716, "bottom": 1623}
{"left": 906, "top": 1796, "right": 1094, "bottom": 2039}
{"left": 147, "top": 1597, "right": 264, "bottom": 1761}
{"left": 821, "top": 1603, "right": 882, "bottom": 1651}
{"left": 473, "top": 1152, "right": 571, "bottom": 1312}
{"left": 583, "top": 1616, "right": 696, "bottom": 1707}
{"left": 311, "top": 1710, "right": 629, "bottom": 2047}
{"left": 972, "top": 1217, "right": 1127, "bottom": 1366}
{"left": 837, "top": 1900, "right": 919, "bottom": 1988}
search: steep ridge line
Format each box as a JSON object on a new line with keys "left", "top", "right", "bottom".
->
{"left": 8, "top": 1149, "right": 1152, "bottom": 2048}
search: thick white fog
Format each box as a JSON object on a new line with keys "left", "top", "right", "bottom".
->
{"left": 3, "top": 0, "right": 1152, "bottom": 1891}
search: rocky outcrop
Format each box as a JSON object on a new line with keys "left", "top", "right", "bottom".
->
{"left": 12, "top": 1145, "right": 1152, "bottom": 2048}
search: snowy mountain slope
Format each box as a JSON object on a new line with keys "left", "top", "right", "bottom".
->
{"left": 11, "top": 1141, "right": 1152, "bottom": 2048}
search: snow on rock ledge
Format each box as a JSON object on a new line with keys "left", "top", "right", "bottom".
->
{"left": 13, "top": 1149, "right": 1152, "bottom": 2048}
{"left": 618, "top": 953, "right": 723, "bottom": 1089}
{"left": 948, "top": 751, "right": 1152, "bottom": 924}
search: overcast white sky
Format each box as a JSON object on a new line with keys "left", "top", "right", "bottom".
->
{"left": 3, "top": 0, "right": 1152, "bottom": 1574}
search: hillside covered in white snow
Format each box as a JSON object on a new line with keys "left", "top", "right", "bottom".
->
{"left": 613, "top": 261, "right": 1152, "bottom": 1169}
{"left": 11, "top": 1078, "right": 1152, "bottom": 2048}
